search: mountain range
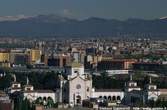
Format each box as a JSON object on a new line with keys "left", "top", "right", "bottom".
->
{"left": 0, "top": 14, "right": 167, "bottom": 38}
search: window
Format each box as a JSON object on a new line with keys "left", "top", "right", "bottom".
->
{"left": 104, "top": 96, "right": 107, "bottom": 100}
{"left": 87, "top": 87, "right": 89, "bottom": 92}
{"left": 108, "top": 96, "right": 112, "bottom": 101}
{"left": 14, "top": 84, "right": 18, "bottom": 88}
{"left": 112, "top": 96, "right": 116, "bottom": 101}
{"left": 74, "top": 71, "right": 78, "bottom": 73}
{"left": 131, "top": 83, "right": 134, "bottom": 87}
{"left": 76, "top": 84, "right": 81, "bottom": 89}
{"left": 150, "top": 86, "right": 154, "bottom": 90}
{"left": 27, "top": 88, "right": 30, "bottom": 90}
{"left": 117, "top": 96, "right": 121, "bottom": 100}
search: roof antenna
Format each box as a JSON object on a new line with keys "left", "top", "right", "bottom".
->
{"left": 130, "top": 74, "right": 133, "bottom": 81}
{"left": 149, "top": 77, "right": 152, "bottom": 84}
{"left": 27, "top": 77, "right": 29, "bottom": 85}
{"left": 13, "top": 74, "right": 16, "bottom": 82}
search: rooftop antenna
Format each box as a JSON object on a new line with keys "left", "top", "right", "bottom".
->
{"left": 130, "top": 74, "right": 133, "bottom": 81}
{"left": 13, "top": 74, "right": 16, "bottom": 82}
{"left": 124, "top": 82, "right": 127, "bottom": 86}
{"left": 149, "top": 77, "right": 152, "bottom": 84}
{"left": 26, "top": 77, "right": 29, "bottom": 85}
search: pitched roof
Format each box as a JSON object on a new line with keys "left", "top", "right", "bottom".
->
{"left": 69, "top": 74, "right": 91, "bottom": 81}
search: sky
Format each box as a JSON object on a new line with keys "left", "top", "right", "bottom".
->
{"left": 0, "top": 0, "right": 167, "bottom": 20}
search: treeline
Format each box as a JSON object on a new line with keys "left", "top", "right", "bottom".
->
{"left": 0, "top": 71, "right": 61, "bottom": 90}
{"left": 92, "top": 72, "right": 167, "bottom": 89}
{"left": 1, "top": 70, "right": 167, "bottom": 91}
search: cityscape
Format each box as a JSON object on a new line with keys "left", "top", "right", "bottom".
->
{"left": 0, "top": 0, "right": 167, "bottom": 110}
{"left": 0, "top": 37, "right": 166, "bottom": 110}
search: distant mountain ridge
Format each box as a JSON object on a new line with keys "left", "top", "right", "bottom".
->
{"left": 0, "top": 14, "right": 167, "bottom": 38}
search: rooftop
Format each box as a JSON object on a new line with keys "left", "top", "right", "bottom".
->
{"left": 95, "top": 89, "right": 123, "bottom": 92}
{"left": 23, "top": 90, "right": 55, "bottom": 93}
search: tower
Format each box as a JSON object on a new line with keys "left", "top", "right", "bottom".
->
{"left": 145, "top": 77, "right": 160, "bottom": 101}
{"left": 58, "top": 75, "right": 65, "bottom": 103}
{"left": 125, "top": 74, "right": 141, "bottom": 92}
{"left": 24, "top": 77, "right": 34, "bottom": 91}
{"left": 124, "top": 74, "right": 142, "bottom": 105}
{"left": 9, "top": 74, "right": 21, "bottom": 93}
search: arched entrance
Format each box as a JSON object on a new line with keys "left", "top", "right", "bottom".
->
{"left": 112, "top": 96, "right": 116, "bottom": 101}
{"left": 108, "top": 96, "right": 112, "bottom": 101}
{"left": 76, "top": 95, "right": 81, "bottom": 104}
{"left": 117, "top": 96, "right": 121, "bottom": 100}
{"left": 103, "top": 96, "right": 107, "bottom": 100}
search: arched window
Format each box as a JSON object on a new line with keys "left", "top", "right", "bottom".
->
{"left": 99, "top": 96, "right": 102, "bottom": 99}
{"left": 117, "top": 96, "right": 121, "bottom": 100}
{"left": 43, "top": 97, "right": 47, "bottom": 101}
{"left": 74, "top": 70, "right": 79, "bottom": 74}
{"left": 36, "top": 97, "right": 43, "bottom": 104}
{"left": 87, "top": 87, "right": 89, "bottom": 92}
{"left": 76, "top": 95, "right": 81, "bottom": 104}
{"left": 112, "top": 96, "right": 116, "bottom": 101}
{"left": 104, "top": 96, "right": 107, "bottom": 100}
{"left": 108, "top": 96, "right": 112, "bottom": 101}
{"left": 47, "top": 97, "right": 54, "bottom": 107}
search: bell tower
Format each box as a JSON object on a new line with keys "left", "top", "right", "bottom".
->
{"left": 125, "top": 74, "right": 141, "bottom": 92}
{"left": 145, "top": 77, "right": 160, "bottom": 101}
{"left": 9, "top": 74, "right": 21, "bottom": 93}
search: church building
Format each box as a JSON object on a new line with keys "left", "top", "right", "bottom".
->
{"left": 8, "top": 63, "right": 167, "bottom": 107}
{"left": 60, "top": 63, "right": 164, "bottom": 106}
{"left": 59, "top": 63, "right": 92, "bottom": 106}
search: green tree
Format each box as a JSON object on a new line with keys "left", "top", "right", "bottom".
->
{"left": 47, "top": 97, "right": 54, "bottom": 108}
{"left": 0, "top": 73, "right": 12, "bottom": 90}
{"left": 148, "top": 100, "right": 155, "bottom": 107}
{"left": 21, "top": 98, "right": 31, "bottom": 110}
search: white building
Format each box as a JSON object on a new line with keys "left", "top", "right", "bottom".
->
{"left": 9, "top": 76, "right": 57, "bottom": 103}
{"left": 91, "top": 88, "right": 124, "bottom": 104}
{"left": 61, "top": 64, "right": 165, "bottom": 106}
{"left": 23, "top": 90, "right": 56, "bottom": 103}
{"left": 8, "top": 65, "right": 167, "bottom": 107}
{"left": 23, "top": 84, "right": 57, "bottom": 103}
{"left": 61, "top": 63, "right": 92, "bottom": 106}
{"left": 62, "top": 63, "right": 125, "bottom": 105}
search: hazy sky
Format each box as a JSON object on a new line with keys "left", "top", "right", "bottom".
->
{"left": 0, "top": 0, "right": 167, "bottom": 20}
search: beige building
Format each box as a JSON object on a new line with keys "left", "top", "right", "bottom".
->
{"left": 0, "top": 52, "right": 10, "bottom": 62}
{"left": 0, "top": 51, "right": 10, "bottom": 67}
{"left": 29, "top": 49, "right": 42, "bottom": 64}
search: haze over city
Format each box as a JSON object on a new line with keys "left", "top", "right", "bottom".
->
{"left": 0, "top": 0, "right": 167, "bottom": 20}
